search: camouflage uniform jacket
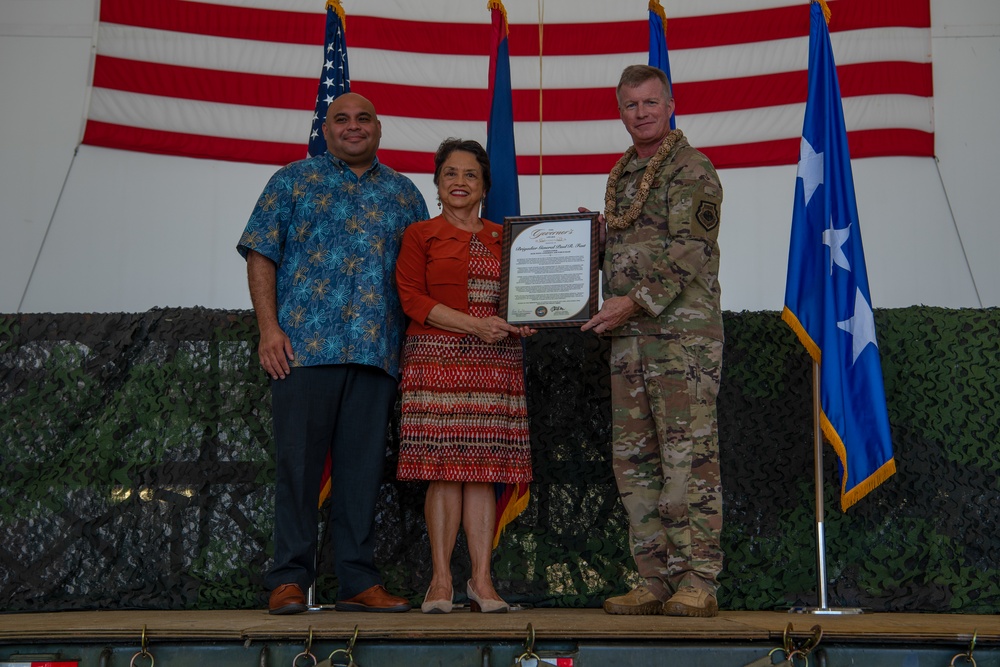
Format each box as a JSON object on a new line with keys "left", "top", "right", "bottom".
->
{"left": 603, "top": 133, "right": 723, "bottom": 341}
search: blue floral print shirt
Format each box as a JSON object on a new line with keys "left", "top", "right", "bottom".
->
{"left": 238, "top": 152, "right": 429, "bottom": 378}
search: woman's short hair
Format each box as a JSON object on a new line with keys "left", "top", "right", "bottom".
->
{"left": 432, "top": 138, "right": 492, "bottom": 195}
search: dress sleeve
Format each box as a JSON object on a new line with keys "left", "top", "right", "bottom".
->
{"left": 395, "top": 224, "right": 438, "bottom": 325}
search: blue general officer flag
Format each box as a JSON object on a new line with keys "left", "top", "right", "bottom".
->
{"left": 647, "top": 0, "right": 675, "bottom": 130}
{"left": 483, "top": 0, "right": 520, "bottom": 224}
{"left": 782, "top": 1, "right": 895, "bottom": 511}
{"left": 308, "top": 0, "right": 351, "bottom": 158}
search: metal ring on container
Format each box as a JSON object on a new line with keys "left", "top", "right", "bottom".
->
{"left": 291, "top": 650, "right": 318, "bottom": 667}
{"left": 129, "top": 651, "right": 154, "bottom": 667}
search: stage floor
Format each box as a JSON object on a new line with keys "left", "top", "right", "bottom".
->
{"left": 2, "top": 608, "right": 997, "bottom": 646}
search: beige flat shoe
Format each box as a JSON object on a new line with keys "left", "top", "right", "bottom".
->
{"left": 466, "top": 579, "right": 509, "bottom": 613}
{"left": 420, "top": 585, "right": 453, "bottom": 614}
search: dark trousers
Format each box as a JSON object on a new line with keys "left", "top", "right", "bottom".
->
{"left": 264, "top": 364, "right": 396, "bottom": 600}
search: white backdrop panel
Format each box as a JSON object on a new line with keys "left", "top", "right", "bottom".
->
{"left": 1, "top": 0, "right": 996, "bottom": 313}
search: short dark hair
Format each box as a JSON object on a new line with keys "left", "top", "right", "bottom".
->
{"left": 616, "top": 65, "right": 672, "bottom": 105}
{"left": 432, "top": 138, "right": 492, "bottom": 196}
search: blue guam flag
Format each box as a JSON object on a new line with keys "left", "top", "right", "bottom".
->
{"left": 484, "top": 0, "right": 527, "bottom": 548}
{"left": 482, "top": 0, "right": 521, "bottom": 224}
{"left": 782, "top": 1, "right": 896, "bottom": 511}
{"left": 308, "top": 0, "right": 351, "bottom": 158}
{"left": 647, "top": 0, "right": 675, "bottom": 130}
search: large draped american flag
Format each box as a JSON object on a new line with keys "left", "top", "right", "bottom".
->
{"left": 82, "top": 0, "right": 932, "bottom": 175}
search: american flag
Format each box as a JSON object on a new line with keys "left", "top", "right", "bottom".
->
{"left": 83, "top": 0, "right": 932, "bottom": 174}
{"left": 307, "top": 1, "right": 350, "bottom": 158}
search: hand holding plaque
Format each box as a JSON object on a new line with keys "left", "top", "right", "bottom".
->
{"left": 498, "top": 212, "right": 600, "bottom": 328}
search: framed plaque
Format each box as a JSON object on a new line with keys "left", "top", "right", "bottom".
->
{"left": 498, "top": 212, "right": 600, "bottom": 328}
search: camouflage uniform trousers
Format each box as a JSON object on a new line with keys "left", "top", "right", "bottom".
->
{"left": 609, "top": 334, "right": 724, "bottom": 601}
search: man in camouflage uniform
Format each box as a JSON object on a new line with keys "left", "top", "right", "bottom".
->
{"left": 582, "top": 65, "right": 724, "bottom": 617}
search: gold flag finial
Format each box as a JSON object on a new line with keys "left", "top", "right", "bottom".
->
{"left": 326, "top": 0, "right": 345, "bottom": 26}
{"left": 487, "top": 0, "right": 510, "bottom": 33}
{"left": 815, "top": 0, "right": 832, "bottom": 25}
{"left": 486, "top": 0, "right": 510, "bottom": 35}
{"left": 649, "top": 0, "right": 667, "bottom": 33}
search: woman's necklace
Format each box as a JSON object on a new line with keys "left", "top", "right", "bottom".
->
{"left": 604, "top": 129, "right": 683, "bottom": 230}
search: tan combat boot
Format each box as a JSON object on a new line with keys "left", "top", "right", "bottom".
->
{"left": 603, "top": 585, "right": 663, "bottom": 615}
{"left": 662, "top": 585, "right": 719, "bottom": 617}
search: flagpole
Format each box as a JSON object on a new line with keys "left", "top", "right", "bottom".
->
{"left": 307, "top": 577, "right": 320, "bottom": 611}
{"left": 785, "top": 0, "right": 891, "bottom": 614}
{"left": 810, "top": 360, "right": 830, "bottom": 610}
{"left": 307, "top": 521, "right": 333, "bottom": 611}
{"left": 537, "top": 0, "right": 544, "bottom": 213}
{"left": 792, "top": 360, "right": 862, "bottom": 615}
{"left": 307, "top": 543, "right": 321, "bottom": 611}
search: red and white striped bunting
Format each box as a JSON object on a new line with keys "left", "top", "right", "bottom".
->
{"left": 83, "top": 0, "right": 933, "bottom": 174}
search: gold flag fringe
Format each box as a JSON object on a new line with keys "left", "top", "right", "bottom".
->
{"left": 648, "top": 0, "right": 667, "bottom": 33}
{"left": 492, "top": 486, "right": 530, "bottom": 549}
{"left": 783, "top": 308, "right": 897, "bottom": 510}
{"left": 487, "top": 0, "right": 510, "bottom": 35}
{"left": 814, "top": 0, "right": 832, "bottom": 25}
{"left": 326, "top": 0, "right": 345, "bottom": 26}
{"left": 823, "top": 411, "right": 897, "bottom": 511}
{"left": 782, "top": 307, "right": 821, "bottom": 364}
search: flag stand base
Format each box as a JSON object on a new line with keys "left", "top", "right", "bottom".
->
{"left": 804, "top": 362, "right": 867, "bottom": 618}
{"left": 305, "top": 510, "right": 333, "bottom": 611}
{"left": 789, "top": 606, "right": 864, "bottom": 615}
{"left": 306, "top": 579, "right": 336, "bottom": 611}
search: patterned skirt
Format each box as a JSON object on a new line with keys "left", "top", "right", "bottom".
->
{"left": 396, "top": 334, "right": 532, "bottom": 484}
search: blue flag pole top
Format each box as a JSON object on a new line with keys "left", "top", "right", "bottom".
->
{"left": 308, "top": 0, "right": 351, "bottom": 158}
{"left": 782, "top": 1, "right": 895, "bottom": 511}
{"left": 647, "top": 0, "right": 675, "bottom": 130}
{"left": 483, "top": 0, "right": 521, "bottom": 224}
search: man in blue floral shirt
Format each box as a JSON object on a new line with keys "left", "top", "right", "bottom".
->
{"left": 238, "top": 93, "right": 428, "bottom": 614}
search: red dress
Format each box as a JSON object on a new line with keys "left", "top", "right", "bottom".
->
{"left": 397, "top": 235, "right": 532, "bottom": 483}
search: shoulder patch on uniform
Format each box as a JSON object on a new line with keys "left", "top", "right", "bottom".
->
{"left": 695, "top": 200, "right": 720, "bottom": 232}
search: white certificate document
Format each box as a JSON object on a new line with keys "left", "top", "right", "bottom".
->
{"left": 500, "top": 213, "right": 599, "bottom": 327}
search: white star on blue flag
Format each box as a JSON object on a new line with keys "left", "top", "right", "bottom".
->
{"left": 782, "top": 2, "right": 895, "bottom": 510}
{"left": 308, "top": 5, "right": 351, "bottom": 158}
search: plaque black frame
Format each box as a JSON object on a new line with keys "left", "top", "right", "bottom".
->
{"left": 498, "top": 211, "right": 601, "bottom": 328}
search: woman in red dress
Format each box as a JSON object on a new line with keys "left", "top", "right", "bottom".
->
{"left": 395, "top": 139, "right": 535, "bottom": 614}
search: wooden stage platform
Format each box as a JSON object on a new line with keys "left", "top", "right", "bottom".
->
{"left": 3, "top": 608, "right": 997, "bottom": 644}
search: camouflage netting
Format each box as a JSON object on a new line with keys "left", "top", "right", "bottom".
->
{"left": 1, "top": 307, "right": 997, "bottom": 613}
